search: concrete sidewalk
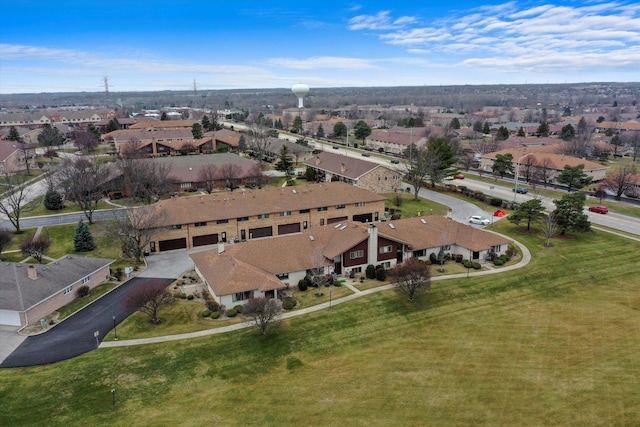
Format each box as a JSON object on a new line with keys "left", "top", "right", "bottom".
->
{"left": 101, "top": 236, "right": 531, "bottom": 348}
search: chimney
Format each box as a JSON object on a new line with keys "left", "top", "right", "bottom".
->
{"left": 341, "top": 162, "right": 346, "bottom": 174}
{"left": 27, "top": 264, "right": 37, "bottom": 280}
{"left": 315, "top": 156, "right": 320, "bottom": 166}
{"left": 367, "top": 224, "right": 378, "bottom": 266}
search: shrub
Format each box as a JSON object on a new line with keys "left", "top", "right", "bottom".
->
{"left": 201, "top": 309, "right": 211, "bottom": 317}
{"left": 298, "top": 279, "right": 308, "bottom": 292}
{"left": 283, "top": 296, "right": 297, "bottom": 310}
{"left": 463, "top": 260, "right": 471, "bottom": 268}
{"left": 205, "top": 298, "right": 219, "bottom": 312}
{"left": 472, "top": 262, "right": 482, "bottom": 270}
{"left": 365, "top": 264, "right": 376, "bottom": 279}
{"left": 490, "top": 197, "right": 503, "bottom": 207}
{"left": 455, "top": 254, "right": 463, "bottom": 263}
{"left": 226, "top": 308, "right": 238, "bottom": 317}
{"left": 234, "top": 304, "right": 244, "bottom": 313}
{"left": 493, "top": 259, "right": 505, "bottom": 266}
{"left": 211, "top": 311, "right": 220, "bottom": 319}
{"left": 179, "top": 293, "right": 187, "bottom": 299}
{"left": 506, "top": 244, "right": 517, "bottom": 258}
{"left": 187, "top": 294, "right": 194, "bottom": 300}
{"left": 76, "top": 285, "right": 90, "bottom": 298}
{"left": 376, "top": 268, "right": 387, "bottom": 281}
{"left": 429, "top": 253, "right": 438, "bottom": 264}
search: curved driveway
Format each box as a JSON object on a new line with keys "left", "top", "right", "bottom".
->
{"left": 0, "top": 277, "right": 173, "bottom": 368}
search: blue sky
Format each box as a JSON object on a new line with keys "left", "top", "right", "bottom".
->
{"left": 0, "top": 0, "right": 639, "bottom": 94}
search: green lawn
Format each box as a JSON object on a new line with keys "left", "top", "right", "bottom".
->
{"left": 1, "top": 219, "right": 639, "bottom": 426}
{"left": 385, "top": 192, "right": 449, "bottom": 217}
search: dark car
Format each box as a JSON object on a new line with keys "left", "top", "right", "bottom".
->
{"left": 390, "top": 159, "right": 400, "bottom": 164}
{"left": 588, "top": 205, "right": 609, "bottom": 214}
{"left": 512, "top": 187, "right": 528, "bottom": 194}
{"left": 332, "top": 145, "right": 340, "bottom": 149}
{"left": 361, "top": 152, "right": 371, "bottom": 157}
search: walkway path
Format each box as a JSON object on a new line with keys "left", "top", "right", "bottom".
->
{"left": 100, "top": 237, "right": 531, "bottom": 348}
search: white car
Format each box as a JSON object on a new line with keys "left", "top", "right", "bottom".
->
{"left": 469, "top": 215, "right": 490, "bottom": 226}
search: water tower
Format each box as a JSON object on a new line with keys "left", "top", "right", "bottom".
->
{"left": 291, "top": 83, "right": 310, "bottom": 108}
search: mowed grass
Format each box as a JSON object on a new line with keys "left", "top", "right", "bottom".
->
{"left": 1, "top": 222, "right": 640, "bottom": 426}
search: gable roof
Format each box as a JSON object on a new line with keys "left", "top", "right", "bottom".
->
{"left": 304, "top": 151, "right": 389, "bottom": 180}
{"left": 0, "top": 256, "right": 114, "bottom": 312}
{"left": 483, "top": 147, "right": 606, "bottom": 171}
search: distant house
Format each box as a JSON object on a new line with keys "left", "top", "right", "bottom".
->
{"left": 0, "top": 140, "right": 36, "bottom": 174}
{"left": 190, "top": 216, "right": 512, "bottom": 307}
{"left": 209, "top": 129, "right": 243, "bottom": 152}
{"left": 365, "top": 127, "right": 429, "bottom": 155}
{"left": 262, "top": 138, "right": 314, "bottom": 163}
{"left": 304, "top": 151, "right": 402, "bottom": 193}
{"left": 104, "top": 128, "right": 214, "bottom": 156}
{"left": 0, "top": 255, "right": 114, "bottom": 328}
{"left": 480, "top": 147, "right": 607, "bottom": 183}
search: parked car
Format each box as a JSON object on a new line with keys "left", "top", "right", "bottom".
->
{"left": 588, "top": 205, "right": 609, "bottom": 214}
{"left": 469, "top": 215, "right": 490, "bottom": 226}
{"left": 361, "top": 152, "right": 371, "bottom": 157}
{"left": 513, "top": 187, "right": 528, "bottom": 194}
{"left": 390, "top": 159, "right": 400, "bottom": 164}
{"left": 332, "top": 145, "right": 340, "bottom": 149}
{"left": 453, "top": 174, "right": 465, "bottom": 179}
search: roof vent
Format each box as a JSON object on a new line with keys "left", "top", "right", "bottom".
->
{"left": 420, "top": 218, "right": 427, "bottom": 224}
{"left": 339, "top": 225, "right": 347, "bottom": 231}
{"left": 334, "top": 223, "right": 342, "bottom": 228}
{"left": 389, "top": 223, "right": 395, "bottom": 229}
{"left": 309, "top": 235, "right": 315, "bottom": 241}
{"left": 292, "top": 189, "right": 298, "bottom": 194}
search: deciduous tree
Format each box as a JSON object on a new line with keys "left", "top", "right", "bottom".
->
{"left": 123, "top": 280, "right": 174, "bottom": 324}
{"left": 601, "top": 164, "right": 639, "bottom": 200}
{"left": 243, "top": 297, "right": 282, "bottom": 335}
{"left": 0, "top": 172, "right": 35, "bottom": 233}
{"left": 20, "top": 235, "right": 50, "bottom": 263}
{"left": 57, "top": 156, "right": 111, "bottom": 223}
{"left": 0, "top": 228, "right": 13, "bottom": 257}
{"left": 354, "top": 120, "right": 372, "bottom": 145}
{"left": 196, "top": 163, "right": 218, "bottom": 194}
{"left": 391, "top": 258, "right": 431, "bottom": 301}
{"left": 110, "top": 204, "right": 165, "bottom": 263}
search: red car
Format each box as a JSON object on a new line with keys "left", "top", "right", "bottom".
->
{"left": 588, "top": 205, "right": 609, "bottom": 214}
{"left": 453, "top": 174, "right": 465, "bottom": 179}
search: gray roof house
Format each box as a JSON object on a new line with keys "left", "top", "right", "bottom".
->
{"left": 0, "top": 255, "right": 114, "bottom": 328}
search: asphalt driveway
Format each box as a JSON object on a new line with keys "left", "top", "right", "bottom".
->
{"left": 0, "top": 277, "right": 173, "bottom": 368}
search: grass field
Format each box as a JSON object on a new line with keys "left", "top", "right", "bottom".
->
{"left": 1, "top": 219, "right": 639, "bottom": 426}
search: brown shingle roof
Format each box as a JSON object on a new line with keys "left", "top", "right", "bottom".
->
{"left": 483, "top": 147, "right": 606, "bottom": 171}
{"left": 153, "top": 181, "right": 386, "bottom": 226}
{"left": 305, "top": 151, "right": 387, "bottom": 179}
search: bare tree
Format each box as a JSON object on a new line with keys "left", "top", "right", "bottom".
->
{"left": 601, "top": 164, "right": 639, "bottom": 200}
{"left": 196, "top": 163, "right": 218, "bottom": 194}
{"left": 0, "top": 228, "right": 13, "bottom": 256}
{"left": 20, "top": 235, "right": 50, "bottom": 263}
{"left": 541, "top": 214, "right": 559, "bottom": 247}
{"left": 117, "top": 156, "right": 172, "bottom": 204}
{"left": 243, "top": 297, "right": 282, "bottom": 335}
{"left": 57, "top": 156, "right": 111, "bottom": 223}
{"left": 109, "top": 204, "right": 166, "bottom": 263}
{"left": 0, "top": 172, "right": 35, "bottom": 233}
{"left": 620, "top": 131, "right": 640, "bottom": 161}
{"left": 308, "top": 247, "right": 331, "bottom": 296}
{"left": 218, "top": 163, "right": 242, "bottom": 191}
{"left": 391, "top": 258, "right": 431, "bottom": 301}
{"left": 74, "top": 128, "right": 99, "bottom": 153}
{"left": 247, "top": 122, "right": 272, "bottom": 179}
{"left": 123, "top": 280, "right": 174, "bottom": 324}
{"left": 531, "top": 157, "right": 555, "bottom": 188}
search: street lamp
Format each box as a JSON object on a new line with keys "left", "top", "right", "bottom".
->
{"left": 113, "top": 315, "right": 118, "bottom": 341}
{"left": 111, "top": 388, "right": 116, "bottom": 410}
{"left": 514, "top": 152, "right": 534, "bottom": 201}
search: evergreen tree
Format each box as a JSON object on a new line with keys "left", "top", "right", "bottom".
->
{"left": 105, "top": 118, "right": 120, "bottom": 133}
{"left": 450, "top": 117, "right": 461, "bottom": 129}
{"left": 7, "top": 126, "right": 22, "bottom": 142}
{"left": 482, "top": 122, "right": 491, "bottom": 134}
{"left": 316, "top": 124, "right": 325, "bottom": 138}
{"left": 38, "top": 124, "right": 65, "bottom": 147}
{"left": 537, "top": 122, "right": 550, "bottom": 137}
{"left": 201, "top": 115, "right": 211, "bottom": 131}
{"left": 191, "top": 123, "right": 203, "bottom": 139}
{"left": 274, "top": 146, "right": 295, "bottom": 179}
{"left": 74, "top": 220, "right": 96, "bottom": 252}
{"left": 517, "top": 127, "right": 525, "bottom": 137}
{"left": 161, "top": 112, "right": 168, "bottom": 121}
{"left": 44, "top": 189, "right": 64, "bottom": 210}
{"left": 292, "top": 116, "right": 303, "bottom": 133}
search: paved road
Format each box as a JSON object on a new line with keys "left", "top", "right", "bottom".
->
{"left": 0, "top": 277, "right": 173, "bottom": 368}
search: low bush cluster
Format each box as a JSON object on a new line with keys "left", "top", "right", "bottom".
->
{"left": 283, "top": 296, "right": 297, "bottom": 310}
{"left": 226, "top": 308, "right": 239, "bottom": 317}
{"left": 76, "top": 285, "right": 90, "bottom": 298}
{"left": 201, "top": 309, "right": 211, "bottom": 318}
{"left": 210, "top": 311, "right": 220, "bottom": 319}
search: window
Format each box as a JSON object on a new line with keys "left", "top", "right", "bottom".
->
{"left": 300, "top": 209, "right": 310, "bottom": 214}
{"left": 318, "top": 207, "right": 327, "bottom": 212}
{"left": 216, "top": 219, "right": 229, "bottom": 224}
{"left": 232, "top": 291, "right": 252, "bottom": 302}
{"left": 413, "top": 249, "right": 426, "bottom": 257}
{"left": 238, "top": 216, "right": 249, "bottom": 222}
{"left": 490, "top": 245, "right": 501, "bottom": 253}
{"left": 303, "top": 221, "right": 308, "bottom": 230}
{"left": 280, "top": 211, "right": 291, "bottom": 216}
{"left": 336, "top": 204, "right": 345, "bottom": 209}
{"left": 180, "top": 182, "right": 192, "bottom": 189}
{"left": 350, "top": 250, "right": 364, "bottom": 259}
{"left": 441, "top": 244, "right": 451, "bottom": 250}
{"left": 82, "top": 275, "right": 90, "bottom": 284}
{"left": 195, "top": 221, "right": 207, "bottom": 227}
{"left": 355, "top": 202, "right": 365, "bottom": 207}
{"left": 320, "top": 219, "right": 325, "bottom": 226}
{"left": 169, "top": 224, "right": 182, "bottom": 230}
{"left": 379, "top": 245, "right": 392, "bottom": 254}
{"left": 258, "top": 213, "right": 269, "bottom": 219}
{"left": 63, "top": 285, "right": 74, "bottom": 294}
{"left": 221, "top": 232, "right": 227, "bottom": 242}
{"left": 276, "top": 273, "right": 289, "bottom": 280}
{"left": 351, "top": 267, "right": 362, "bottom": 273}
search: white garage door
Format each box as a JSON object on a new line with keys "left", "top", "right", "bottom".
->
{"left": 0, "top": 310, "right": 21, "bottom": 327}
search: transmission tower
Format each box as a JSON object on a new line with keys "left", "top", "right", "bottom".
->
{"left": 103, "top": 76, "right": 110, "bottom": 97}
{"left": 193, "top": 79, "right": 197, "bottom": 95}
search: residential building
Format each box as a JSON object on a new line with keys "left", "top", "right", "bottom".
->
{"left": 0, "top": 255, "right": 114, "bottom": 328}
{"left": 190, "top": 216, "right": 512, "bottom": 307}
{"left": 143, "top": 181, "right": 387, "bottom": 252}
{"left": 305, "top": 151, "right": 402, "bottom": 193}
{"left": 0, "top": 140, "right": 36, "bottom": 174}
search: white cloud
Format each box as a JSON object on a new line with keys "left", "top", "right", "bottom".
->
{"left": 267, "top": 56, "right": 376, "bottom": 70}
{"left": 348, "top": 11, "right": 417, "bottom": 31}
